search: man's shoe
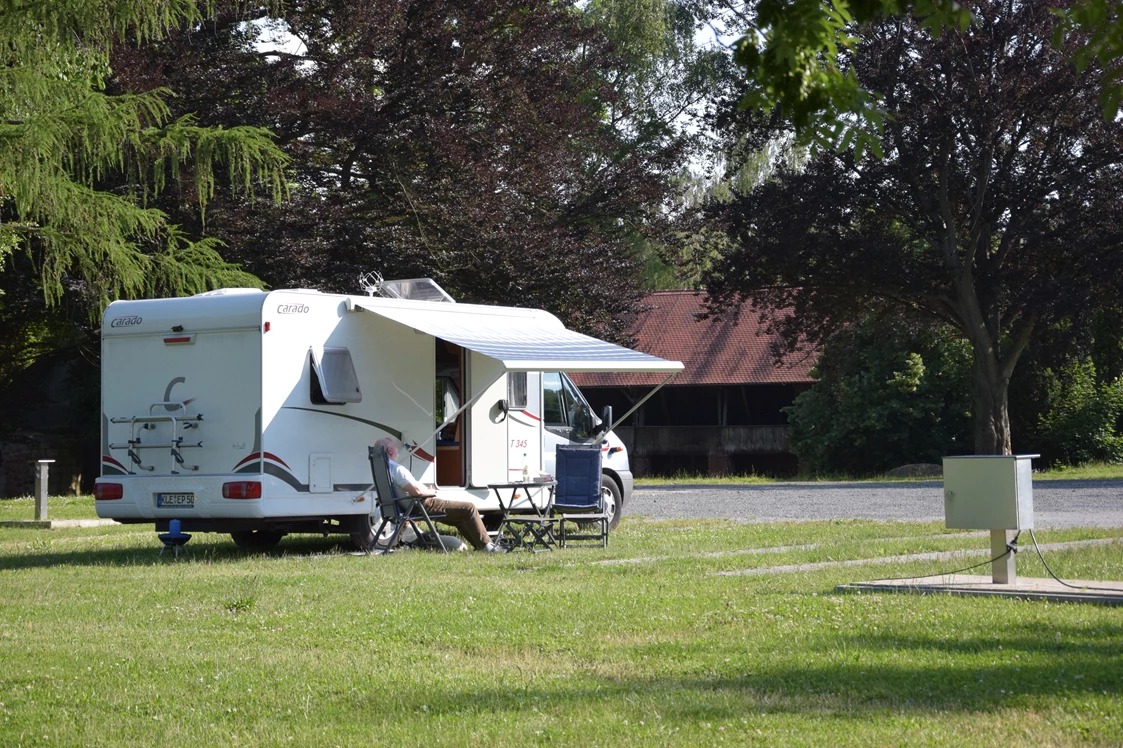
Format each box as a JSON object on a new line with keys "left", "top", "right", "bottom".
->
{"left": 484, "top": 541, "right": 508, "bottom": 553}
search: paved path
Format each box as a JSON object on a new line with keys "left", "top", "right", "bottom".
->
{"left": 626, "top": 479, "right": 1123, "bottom": 528}
{"left": 0, "top": 519, "right": 117, "bottom": 529}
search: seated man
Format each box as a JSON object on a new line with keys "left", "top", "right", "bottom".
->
{"left": 374, "top": 437, "right": 504, "bottom": 553}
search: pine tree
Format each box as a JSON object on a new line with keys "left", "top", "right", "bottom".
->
{"left": 0, "top": 0, "right": 288, "bottom": 312}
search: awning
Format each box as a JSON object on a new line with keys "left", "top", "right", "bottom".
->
{"left": 347, "top": 297, "right": 683, "bottom": 374}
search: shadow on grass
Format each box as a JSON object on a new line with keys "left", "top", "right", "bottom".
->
{"left": 347, "top": 624, "right": 1122, "bottom": 722}
{"left": 0, "top": 534, "right": 371, "bottom": 570}
{"left": 835, "top": 619, "right": 1123, "bottom": 658}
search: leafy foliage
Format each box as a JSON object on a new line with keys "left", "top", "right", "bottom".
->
{"left": 1031, "top": 359, "right": 1123, "bottom": 467}
{"left": 1052, "top": 0, "right": 1123, "bottom": 118}
{"left": 706, "top": 0, "right": 1123, "bottom": 454}
{"left": 584, "top": 0, "right": 738, "bottom": 291}
{"left": 729, "top": 0, "right": 972, "bottom": 154}
{"left": 0, "top": 0, "right": 288, "bottom": 312}
{"left": 109, "top": 0, "right": 689, "bottom": 341}
{"left": 587, "top": 0, "right": 734, "bottom": 153}
{"left": 998, "top": 309, "right": 1123, "bottom": 465}
{"left": 785, "top": 319, "right": 971, "bottom": 476}
{"left": 727, "top": 0, "right": 1122, "bottom": 153}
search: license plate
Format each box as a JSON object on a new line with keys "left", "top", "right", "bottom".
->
{"left": 157, "top": 492, "right": 195, "bottom": 508}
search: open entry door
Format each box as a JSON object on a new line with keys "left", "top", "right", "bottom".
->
{"left": 435, "top": 339, "right": 465, "bottom": 487}
{"left": 467, "top": 352, "right": 509, "bottom": 486}
{"left": 504, "top": 371, "right": 542, "bottom": 479}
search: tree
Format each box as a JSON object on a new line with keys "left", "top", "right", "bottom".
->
{"left": 1004, "top": 309, "right": 1123, "bottom": 462}
{"left": 1029, "top": 358, "right": 1123, "bottom": 467}
{"left": 582, "top": 0, "right": 739, "bottom": 290}
{"left": 584, "top": 0, "right": 734, "bottom": 165}
{"left": 785, "top": 317, "right": 971, "bottom": 475}
{"left": 704, "top": 0, "right": 1123, "bottom": 454}
{"left": 725, "top": 0, "right": 1121, "bottom": 153}
{"left": 0, "top": 0, "right": 287, "bottom": 312}
{"left": 109, "top": 0, "right": 686, "bottom": 342}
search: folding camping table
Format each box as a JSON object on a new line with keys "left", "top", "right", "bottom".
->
{"left": 487, "top": 480, "right": 556, "bottom": 552}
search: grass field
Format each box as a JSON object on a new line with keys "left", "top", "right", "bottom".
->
{"left": 2, "top": 496, "right": 1123, "bottom": 746}
{"left": 0, "top": 494, "right": 107, "bottom": 522}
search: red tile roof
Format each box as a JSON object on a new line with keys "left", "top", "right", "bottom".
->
{"left": 571, "top": 290, "right": 816, "bottom": 387}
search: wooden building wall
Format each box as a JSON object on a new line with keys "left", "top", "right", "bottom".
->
{"left": 581, "top": 383, "right": 809, "bottom": 477}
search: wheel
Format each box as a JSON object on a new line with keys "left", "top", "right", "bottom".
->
{"left": 350, "top": 514, "right": 378, "bottom": 551}
{"left": 572, "top": 475, "right": 622, "bottom": 532}
{"left": 601, "top": 475, "right": 622, "bottom": 531}
{"left": 573, "top": 476, "right": 621, "bottom": 534}
{"left": 230, "top": 530, "right": 285, "bottom": 550}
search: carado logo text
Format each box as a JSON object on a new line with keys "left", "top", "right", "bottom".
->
{"left": 277, "top": 303, "right": 310, "bottom": 314}
{"left": 109, "top": 316, "right": 143, "bottom": 328}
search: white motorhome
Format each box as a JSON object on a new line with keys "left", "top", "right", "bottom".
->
{"left": 94, "top": 279, "right": 681, "bottom": 549}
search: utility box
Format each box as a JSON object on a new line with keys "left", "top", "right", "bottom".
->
{"left": 943, "top": 455, "right": 1037, "bottom": 530}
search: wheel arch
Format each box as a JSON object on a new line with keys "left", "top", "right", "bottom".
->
{"left": 601, "top": 467, "right": 624, "bottom": 508}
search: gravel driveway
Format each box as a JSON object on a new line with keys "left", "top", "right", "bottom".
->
{"left": 627, "top": 479, "right": 1123, "bottom": 528}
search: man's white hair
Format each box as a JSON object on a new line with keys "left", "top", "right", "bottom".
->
{"left": 373, "top": 436, "right": 399, "bottom": 455}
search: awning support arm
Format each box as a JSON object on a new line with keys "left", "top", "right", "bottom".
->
{"left": 595, "top": 372, "right": 678, "bottom": 443}
{"left": 407, "top": 370, "right": 505, "bottom": 458}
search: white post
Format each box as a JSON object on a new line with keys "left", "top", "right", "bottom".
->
{"left": 990, "top": 529, "right": 1016, "bottom": 584}
{"left": 34, "top": 460, "right": 55, "bottom": 521}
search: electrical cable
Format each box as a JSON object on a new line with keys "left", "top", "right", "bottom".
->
{"left": 870, "top": 532, "right": 1021, "bottom": 583}
{"left": 1027, "top": 529, "right": 1123, "bottom": 593}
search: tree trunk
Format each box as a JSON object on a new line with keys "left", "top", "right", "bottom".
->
{"left": 970, "top": 344, "right": 1012, "bottom": 455}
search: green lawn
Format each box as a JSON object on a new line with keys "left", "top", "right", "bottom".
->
{"left": 1034, "top": 462, "right": 1123, "bottom": 481}
{"left": 0, "top": 494, "right": 107, "bottom": 522}
{"left": 2, "top": 500, "right": 1123, "bottom": 746}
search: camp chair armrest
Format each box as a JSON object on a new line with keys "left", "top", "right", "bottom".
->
{"left": 393, "top": 489, "right": 435, "bottom": 502}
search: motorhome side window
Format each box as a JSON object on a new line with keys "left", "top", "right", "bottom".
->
{"left": 543, "top": 372, "right": 573, "bottom": 437}
{"left": 561, "top": 373, "right": 594, "bottom": 439}
{"left": 310, "top": 347, "right": 361, "bottom": 404}
{"left": 507, "top": 372, "right": 528, "bottom": 410}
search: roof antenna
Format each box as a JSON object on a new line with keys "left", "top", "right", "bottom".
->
{"left": 359, "top": 271, "right": 384, "bottom": 297}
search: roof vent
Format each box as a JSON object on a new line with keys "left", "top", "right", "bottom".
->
{"left": 360, "top": 273, "right": 455, "bottom": 303}
{"left": 193, "top": 288, "right": 265, "bottom": 297}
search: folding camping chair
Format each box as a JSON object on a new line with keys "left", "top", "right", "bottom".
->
{"left": 367, "top": 445, "right": 449, "bottom": 554}
{"left": 551, "top": 445, "right": 609, "bottom": 548}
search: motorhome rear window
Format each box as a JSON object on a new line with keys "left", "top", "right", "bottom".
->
{"left": 508, "top": 372, "right": 528, "bottom": 410}
{"left": 310, "top": 347, "right": 361, "bottom": 404}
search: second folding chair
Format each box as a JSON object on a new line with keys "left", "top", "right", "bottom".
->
{"left": 551, "top": 444, "right": 609, "bottom": 548}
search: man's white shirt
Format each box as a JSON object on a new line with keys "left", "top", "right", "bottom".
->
{"left": 387, "top": 459, "right": 414, "bottom": 493}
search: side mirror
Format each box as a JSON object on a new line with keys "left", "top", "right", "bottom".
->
{"left": 593, "top": 405, "right": 613, "bottom": 441}
{"left": 494, "top": 398, "right": 509, "bottom": 423}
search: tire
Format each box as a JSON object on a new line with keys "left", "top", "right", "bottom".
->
{"left": 573, "top": 475, "right": 622, "bottom": 533}
{"left": 601, "top": 475, "right": 622, "bottom": 531}
{"left": 350, "top": 515, "right": 378, "bottom": 551}
{"left": 230, "top": 530, "right": 285, "bottom": 550}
